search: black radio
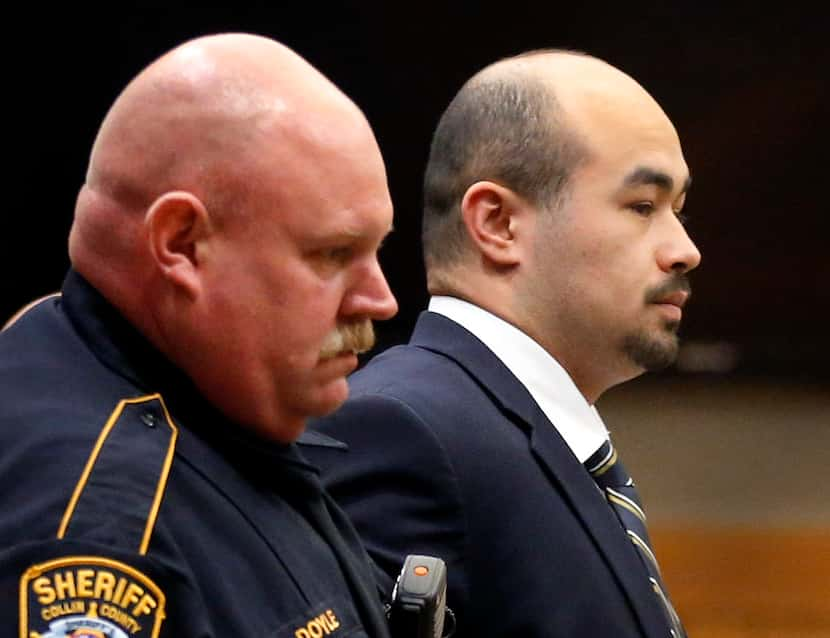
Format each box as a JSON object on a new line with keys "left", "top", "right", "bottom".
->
{"left": 388, "top": 555, "right": 454, "bottom": 638}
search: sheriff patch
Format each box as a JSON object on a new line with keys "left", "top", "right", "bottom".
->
{"left": 19, "top": 556, "right": 166, "bottom": 638}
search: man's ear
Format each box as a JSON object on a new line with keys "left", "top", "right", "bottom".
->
{"left": 460, "top": 181, "right": 527, "bottom": 267}
{"left": 145, "top": 191, "right": 212, "bottom": 299}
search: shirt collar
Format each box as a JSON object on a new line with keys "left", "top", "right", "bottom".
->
{"left": 428, "top": 295, "right": 608, "bottom": 462}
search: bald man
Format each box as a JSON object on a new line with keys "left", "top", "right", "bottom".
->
{"left": 1, "top": 34, "right": 397, "bottom": 637}
{"left": 305, "top": 50, "right": 701, "bottom": 637}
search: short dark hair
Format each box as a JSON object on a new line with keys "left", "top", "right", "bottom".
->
{"left": 422, "top": 64, "right": 586, "bottom": 272}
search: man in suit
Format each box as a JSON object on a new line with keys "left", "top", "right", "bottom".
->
{"left": 304, "top": 50, "right": 701, "bottom": 637}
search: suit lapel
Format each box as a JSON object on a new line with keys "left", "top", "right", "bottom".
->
{"left": 411, "top": 311, "right": 669, "bottom": 638}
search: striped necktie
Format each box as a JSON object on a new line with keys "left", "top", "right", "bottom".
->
{"left": 585, "top": 440, "right": 687, "bottom": 638}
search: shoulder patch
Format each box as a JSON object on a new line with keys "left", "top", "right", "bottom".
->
{"left": 20, "top": 555, "right": 166, "bottom": 637}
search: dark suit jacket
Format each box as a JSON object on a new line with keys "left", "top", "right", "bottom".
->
{"left": 304, "top": 311, "right": 674, "bottom": 637}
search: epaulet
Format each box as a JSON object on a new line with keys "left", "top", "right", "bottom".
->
{"left": 2, "top": 292, "right": 61, "bottom": 331}
{"left": 57, "top": 394, "right": 179, "bottom": 555}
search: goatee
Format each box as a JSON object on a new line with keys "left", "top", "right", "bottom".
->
{"left": 622, "top": 324, "right": 680, "bottom": 371}
{"left": 623, "top": 274, "right": 691, "bottom": 371}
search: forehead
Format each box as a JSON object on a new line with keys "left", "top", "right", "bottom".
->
{"left": 571, "top": 94, "right": 688, "bottom": 191}
{"left": 238, "top": 112, "right": 394, "bottom": 237}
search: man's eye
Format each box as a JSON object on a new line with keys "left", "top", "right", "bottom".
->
{"left": 329, "top": 246, "right": 352, "bottom": 263}
{"left": 325, "top": 246, "right": 353, "bottom": 262}
{"left": 630, "top": 202, "right": 655, "bottom": 216}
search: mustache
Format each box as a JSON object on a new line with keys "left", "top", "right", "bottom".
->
{"left": 644, "top": 274, "right": 692, "bottom": 304}
{"left": 319, "top": 321, "right": 376, "bottom": 360}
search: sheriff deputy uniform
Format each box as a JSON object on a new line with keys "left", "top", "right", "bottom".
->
{"left": 0, "top": 269, "right": 391, "bottom": 638}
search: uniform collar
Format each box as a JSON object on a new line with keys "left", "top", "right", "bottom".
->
{"left": 60, "top": 269, "right": 316, "bottom": 473}
{"left": 428, "top": 295, "right": 608, "bottom": 462}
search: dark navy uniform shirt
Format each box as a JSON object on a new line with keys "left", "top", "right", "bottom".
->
{"left": 0, "top": 270, "right": 391, "bottom": 638}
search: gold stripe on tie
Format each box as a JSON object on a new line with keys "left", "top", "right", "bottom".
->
{"left": 626, "top": 530, "right": 661, "bottom": 575}
{"left": 607, "top": 487, "right": 647, "bottom": 523}
{"left": 590, "top": 448, "right": 618, "bottom": 477}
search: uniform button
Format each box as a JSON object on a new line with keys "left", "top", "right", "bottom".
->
{"left": 141, "top": 413, "right": 157, "bottom": 428}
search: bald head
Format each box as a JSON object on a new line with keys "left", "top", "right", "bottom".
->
{"left": 70, "top": 33, "right": 376, "bottom": 283}
{"left": 422, "top": 50, "right": 679, "bottom": 289}
{"left": 493, "top": 51, "right": 681, "bottom": 160}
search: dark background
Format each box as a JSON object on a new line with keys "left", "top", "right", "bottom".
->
{"left": 6, "top": 4, "right": 828, "bottom": 379}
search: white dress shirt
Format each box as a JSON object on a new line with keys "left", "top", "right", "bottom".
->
{"left": 428, "top": 296, "right": 608, "bottom": 463}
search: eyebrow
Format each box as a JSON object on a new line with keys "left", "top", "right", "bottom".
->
{"left": 623, "top": 167, "right": 692, "bottom": 194}
{"left": 332, "top": 223, "right": 394, "bottom": 243}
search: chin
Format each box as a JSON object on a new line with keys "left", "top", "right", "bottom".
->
{"left": 621, "top": 327, "right": 680, "bottom": 372}
{"left": 308, "top": 377, "right": 351, "bottom": 417}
